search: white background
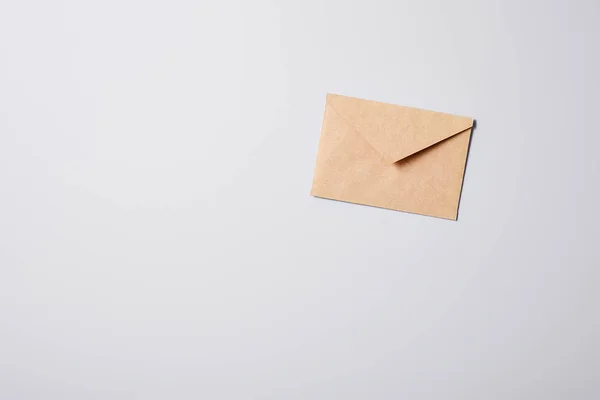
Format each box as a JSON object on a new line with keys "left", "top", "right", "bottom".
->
{"left": 1, "top": 0, "right": 599, "bottom": 399}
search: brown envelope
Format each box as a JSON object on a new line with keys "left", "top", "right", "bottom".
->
{"left": 310, "top": 94, "right": 474, "bottom": 220}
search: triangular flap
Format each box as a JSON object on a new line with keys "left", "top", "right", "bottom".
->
{"left": 326, "top": 94, "right": 473, "bottom": 164}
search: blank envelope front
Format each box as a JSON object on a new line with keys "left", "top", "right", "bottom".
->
{"left": 310, "top": 94, "right": 474, "bottom": 220}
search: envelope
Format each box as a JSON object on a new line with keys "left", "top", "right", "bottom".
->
{"left": 310, "top": 94, "right": 474, "bottom": 220}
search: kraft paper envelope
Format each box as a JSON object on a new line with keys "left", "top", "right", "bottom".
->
{"left": 310, "top": 94, "right": 474, "bottom": 220}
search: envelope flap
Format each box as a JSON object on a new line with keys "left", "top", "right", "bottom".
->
{"left": 327, "top": 94, "right": 473, "bottom": 164}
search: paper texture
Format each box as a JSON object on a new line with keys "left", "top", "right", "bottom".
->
{"left": 310, "top": 94, "right": 474, "bottom": 220}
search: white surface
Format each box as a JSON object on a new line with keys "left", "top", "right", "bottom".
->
{"left": 1, "top": 0, "right": 599, "bottom": 399}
